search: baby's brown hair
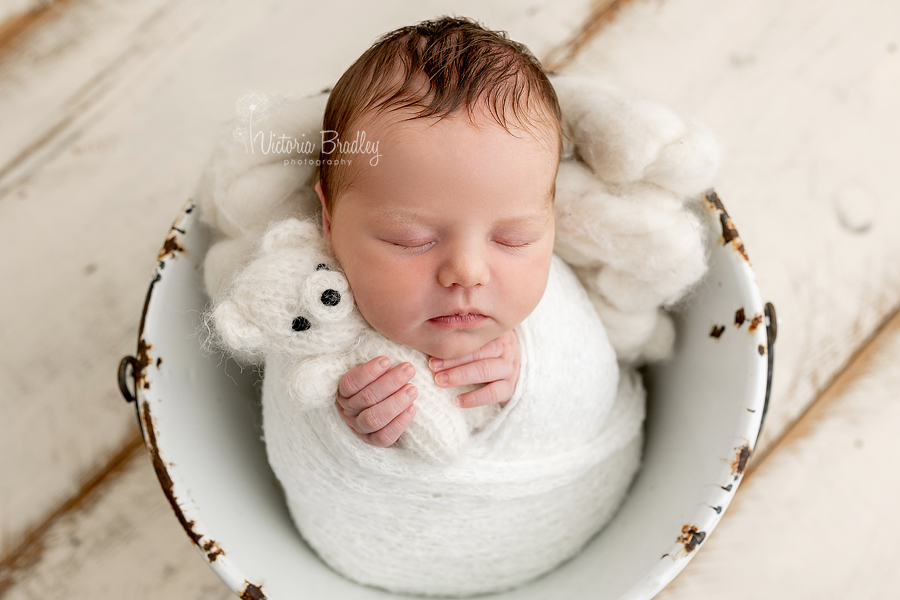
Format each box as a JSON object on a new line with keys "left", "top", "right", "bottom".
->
{"left": 317, "top": 16, "right": 563, "bottom": 212}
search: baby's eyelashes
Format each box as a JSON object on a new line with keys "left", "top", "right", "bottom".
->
{"left": 386, "top": 240, "right": 436, "bottom": 252}
{"left": 493, "top": 240, "right": 533, "bottom": 251}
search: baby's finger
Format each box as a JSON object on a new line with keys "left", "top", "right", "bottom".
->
{"left": 338, "top": 356, "right": 392, "bottom": 398}
{"left": 344, "top": 362, "right": 416, "bottom": 413}
{"left": 353, "top": 384, "right": 417, "bottom": 435}
{"left": 434, "top": 357, "right": 509, "bottom": 388}
{"left": 428, "top": 336, "right": 504, "bottom": 371}
{"left": 337, "top": 403, "right": 369, "bottom": 441}
{"left": 368, "top": 404, "right": 417, "bottom": 448}
{"left": 455, "top": 380, "right": 513, "bottom": 409}
{"left": 428, "top": 338, "right": 504, "bottom": 372}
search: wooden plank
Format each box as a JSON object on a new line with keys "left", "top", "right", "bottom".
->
{"left": 0, "top": 450, "right": 234, "bottom": 599}
{"left": 561, "top": 0, "right": 900, "bottom": 466}
{"left": 656, "top": 308, "right": 900, "bottom": 600}
{"left": 0, "top": 0, "right": 178, "bottom": 189}
{"left": 0, "top": 0, "right": 603, "bottom": 563}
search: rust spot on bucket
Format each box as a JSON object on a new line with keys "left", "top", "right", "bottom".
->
{"left": 732, "top": 443, "right": 751, "bottom": 478}
{"left": 158, "top": 232, "right": 184, "bottom": 262}
{"left": 135, "top": 339, "right": 152, "bottom": 390}
{"left": 705, "top": 190, "right": 750, "bottom": 262}
{"left": 758, "top": 344, "right": 766, "bottom": 355}
{"left": 241, "top": 582, "right": 267, "bottom": 600}
{"left": 710, "top": 324, "right": 726, "bottom": 338}
{"left": 734, "top": 308, "right": 745, "bottom": 327}
{"left": 202, "top": 539, "right": 225, "bottom": 562}
{"left": 748, "top": 314, "right": 763, "bottom": 332}
{"left": 142, "top": 402, "right": 202, "bottom": 545}
{"left": 678, "top": 525, "right": 706, "bottom": 553}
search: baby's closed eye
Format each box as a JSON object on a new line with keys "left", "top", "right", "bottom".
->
{"left": 492, "top": 238, "right": 534, "bottom": 250}
{"left": 386, "top": 239, "right": 436, "bottom": 252}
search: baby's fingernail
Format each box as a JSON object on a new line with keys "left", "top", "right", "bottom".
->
{"left": 407, "top": 404, "right": 417, "bottom": 415}
{"left": 406, "top": 386, "right": 417, "bottom": 398}
{"left": 403, "top": 363, "right": 415, "bottom": 377}
{"left": 379, "top": 357, "right": 391, "bottom": 369}
{"left": 429, "top": 358, "right": 443, "bottom": 370}
{"left": 453, "top": 395, "right": 464, "bottom": 407}
{"left": 435, "top": 372, "right": 449, "bottom": 386}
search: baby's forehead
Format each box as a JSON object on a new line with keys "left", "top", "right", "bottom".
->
{"left": 355, "top": 102, "right": 560, "bottom": 150}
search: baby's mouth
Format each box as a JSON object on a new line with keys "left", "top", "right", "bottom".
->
{"left": 427, "top": 312, "right": 488, "bottom": 328}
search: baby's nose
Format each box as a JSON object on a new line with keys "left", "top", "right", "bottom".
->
{"left": 437, "top": 249, "right": 490, "bottom": 288}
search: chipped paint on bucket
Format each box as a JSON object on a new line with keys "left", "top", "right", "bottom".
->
{"left": 124, "top": 191, "right": 773, "bottom": 599}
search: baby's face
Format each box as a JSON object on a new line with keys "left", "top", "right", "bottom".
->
{"left": 318, "top": 109, "right": 558, "bottom": 359}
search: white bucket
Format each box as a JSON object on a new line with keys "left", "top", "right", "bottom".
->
{"left": 119, "top": 191, "right": 774, "bottom": 600}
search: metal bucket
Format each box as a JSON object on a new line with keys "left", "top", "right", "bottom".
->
{"left": 119, "top": 191, "right": 775, "bottom": 599}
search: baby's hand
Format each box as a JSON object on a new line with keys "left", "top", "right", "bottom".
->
{"left": 428, "top": 330, "right": 520, "bottom": 409}
{"left": 335, "top": 357, "right": 418, "bottom": 447}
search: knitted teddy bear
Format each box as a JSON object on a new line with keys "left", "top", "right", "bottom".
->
{"left": 211, "top": 217, "right": 498, "bottom": 464}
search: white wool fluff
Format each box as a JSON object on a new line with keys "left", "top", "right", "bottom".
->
{"left": 551, "top": 74, "right": 722, "bottom": 197}
{"left": 211, "top": 218, "right": 639, "bottom": 595}
{"left": 197, "top": 92, "right": 328, "bottom": 298}
{"left": 554, "top": 159, "right": 710, "bottom": 362}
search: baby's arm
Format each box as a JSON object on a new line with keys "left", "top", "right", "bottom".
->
{"left": 428, "top": 330, "right": 520, "bottom": 409}
{"left": 335, "top": 357, "right": 418, "bottom": 447}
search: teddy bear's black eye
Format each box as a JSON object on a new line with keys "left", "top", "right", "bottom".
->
{"left": 292, "top": 316, "right": 311, "bottom": 332}
{"left": 321, "top": 289, "right": 341, "bottom": 306}
{"left": 316, "top": 263, "right": 330, "bottom": 271}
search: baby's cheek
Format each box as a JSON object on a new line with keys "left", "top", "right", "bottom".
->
{"left": 502, "top": 252, "right": 553, "bottom": 324}
{"left": 350, "top": 258, "right": 428, "bottom": 329}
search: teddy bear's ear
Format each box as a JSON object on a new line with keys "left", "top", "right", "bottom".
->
{"left": 212, "top": 300, "right": 266, "bottom": 356}
{"left": 260, "top": 218, "right": 322, "bottom": 255}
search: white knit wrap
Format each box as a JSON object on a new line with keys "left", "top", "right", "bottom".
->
{"left": 201, "top": 73, "right": 720, "bottom": 596}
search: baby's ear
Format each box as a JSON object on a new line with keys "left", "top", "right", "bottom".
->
{"left": 212, "top": 300, "right": 266, "bottom": 355}
{"left": 260, "top": 218, "right": 322, "bottom": 255}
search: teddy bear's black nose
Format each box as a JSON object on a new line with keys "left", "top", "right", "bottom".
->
{"left": 321, "top": 289, "right": 341, "bottom": 307}
{"left": 292, "top": 316, "right": 311, "bottom": 332}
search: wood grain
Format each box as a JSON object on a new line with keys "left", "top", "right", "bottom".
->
{"left": 1, "top": 451, "right": 233, "bottom": 599}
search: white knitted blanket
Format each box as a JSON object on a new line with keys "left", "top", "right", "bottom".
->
{"left": 200, "top": 73, "right": 720, "bottom": 596}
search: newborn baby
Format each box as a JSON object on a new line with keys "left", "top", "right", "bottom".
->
{"left": 316, "top": 23, "right": 563, "bottom": 449}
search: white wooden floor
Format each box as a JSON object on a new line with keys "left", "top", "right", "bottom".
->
{"left": 1, "top": 0, "right": 898, "bottom": 598}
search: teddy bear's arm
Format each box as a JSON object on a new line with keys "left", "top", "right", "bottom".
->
{"left": 285, "top": 355, "right": 349, "bottom": 410}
